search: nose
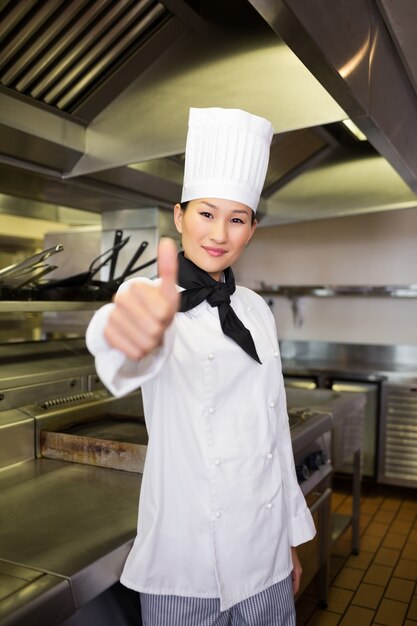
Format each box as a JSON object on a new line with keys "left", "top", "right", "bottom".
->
{"left": 209, "top": 220, "right": 227, "bottom": 243}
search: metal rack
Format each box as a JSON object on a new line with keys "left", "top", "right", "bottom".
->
{"left": 0, "top": 301, "right": 106, "bottom": 312}
{"left": 258, "top": 284, "right": 417, "bottom": 298}
{"left": 258, "top": 284, "right": 417, "bottom": 327}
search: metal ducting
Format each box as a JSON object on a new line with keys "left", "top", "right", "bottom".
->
{"left": 0, "top": 0, "right": 172, "bottom": 117}
{"left": 0, "top": 0, "right": 416, "bottom": 223}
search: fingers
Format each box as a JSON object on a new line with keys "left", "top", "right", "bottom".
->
{"left": 158, "top": 237, "right": 179, "bottom": 307}
{"left": 105, "top": 305, "right": 163, "bottom": 360}
{"left": 105, "top": 240, "right": 179, "bottom": 360}
{"left": 290, "top": 547, "right": 302, "bottom": 595}
{"left": 291, "top": 568, "right": 301, "bottom": 595}
{"left": 107, "top": 289, "right": 164, "bottom": 355}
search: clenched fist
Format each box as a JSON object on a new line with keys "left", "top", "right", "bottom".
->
{"left": 104, "top": 238, "right": 179, "bottom": 360}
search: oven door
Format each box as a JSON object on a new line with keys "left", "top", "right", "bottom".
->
{"left": 296, "top": 486, "right": 332, "bottom": 605}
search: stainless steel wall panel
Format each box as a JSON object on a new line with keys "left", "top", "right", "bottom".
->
{"left": 0, "top": 378, "right": 85, "bottom": 412}
{"left": 0, "top": 338, "right": 92, "bottom": 389}
{"left": 0, "top": 411, "right": 34, "bottom": 469}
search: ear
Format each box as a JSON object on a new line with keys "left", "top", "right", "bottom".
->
{"left": 173, "top": 203, "right": 183, "bottom": 234}
{"left": 246, "top": 219, "right": 257, "bottom": 244}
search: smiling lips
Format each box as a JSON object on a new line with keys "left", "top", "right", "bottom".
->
{"left": 202, "top": 246, "right": 227, "bottom": 257}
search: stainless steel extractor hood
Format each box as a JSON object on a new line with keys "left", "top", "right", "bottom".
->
{"left": 0, "top": 0, "right": 417, "bottom": 223}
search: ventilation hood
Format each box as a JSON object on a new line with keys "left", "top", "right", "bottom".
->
{"left": 0, "top": 0, "right": 417, "bottom": 224}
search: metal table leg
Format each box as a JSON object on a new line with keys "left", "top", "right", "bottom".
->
{"left": 351, "top": 449, "right": 361, "bottom": 555}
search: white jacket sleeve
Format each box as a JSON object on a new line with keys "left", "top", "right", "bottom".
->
{"left": 85, "top": 278, "right": 175, "bottom": 397}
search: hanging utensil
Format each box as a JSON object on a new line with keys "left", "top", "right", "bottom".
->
{"left": 109, "top": 257, "right": 157, "bottom": 288}
{"left": 0, "top": 245, "right": 64, "bottom": 282}
{"left": 115, "top": 241, "right": 149, "bottom": 284}
{"left": 108, "top": 230, "right": 124, "bottom": 282}
{"left": 11, "top": 265, "right": 59, "bottom": 289}
{"left": 39, "top": 236, "right": 130, "bottom": 290}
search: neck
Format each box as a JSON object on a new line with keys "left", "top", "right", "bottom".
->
{"left": 181, "top": 251, "right": 224, "bottom": 282}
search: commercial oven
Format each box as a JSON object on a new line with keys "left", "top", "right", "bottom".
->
{"left": 284, "top": 373, "right": 384, "bottom": 479}
{"left": 378, "top": 380, "right": 417, "bottom": 487}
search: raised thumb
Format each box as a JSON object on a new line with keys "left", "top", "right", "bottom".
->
{"left": 158, "top": 237, "right": 178, "bottom": 302}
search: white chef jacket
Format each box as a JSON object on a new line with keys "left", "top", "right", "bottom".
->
{"left": 86, "top": 278, "right": 316, "bottom": 611}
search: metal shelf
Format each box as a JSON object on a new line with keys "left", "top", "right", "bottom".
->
{"left": 258, "top": 284, "right": 417, "bottom": 299}
{"left": 331, "top": 512, "right": 352, "bottom": 543}
{"left": 0, "top": 301, "right": 108, "bottom": 313}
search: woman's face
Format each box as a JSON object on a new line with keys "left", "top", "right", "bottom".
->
{"left": 174, "top": 198, "right": 256, "bottom": 280}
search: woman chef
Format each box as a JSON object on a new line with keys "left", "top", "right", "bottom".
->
{"left": 86, "top": 107, "right": 316, "bottom": 626}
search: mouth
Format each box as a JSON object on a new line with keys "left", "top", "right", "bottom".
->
{"left": 202, "top": 246, "right": 227, "bottom": 257}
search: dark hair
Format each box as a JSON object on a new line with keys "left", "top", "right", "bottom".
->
{"left": 180, "top": 201, "right": 256, "bottom": 225}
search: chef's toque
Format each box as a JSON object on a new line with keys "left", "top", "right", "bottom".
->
{"left": 181, "top": 107, "right": 274, "bottom": 213}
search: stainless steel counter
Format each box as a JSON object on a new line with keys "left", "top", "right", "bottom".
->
{"left": 280, "top": 339, "right": 417, "bottom": 384}
{"left": 0, "top": 459, "right": 140, "bottom": 626}
{"left": 0, "top": 336, "right": 375, "bottom": 624}
{"left": 281, "top": 340, "right": 417, "bottom": 486}
{"left": 1, "top": 410, "right": 335, "bottom": 625}
{"left": 0, "top": 561, "right": 74, "bottom": 626}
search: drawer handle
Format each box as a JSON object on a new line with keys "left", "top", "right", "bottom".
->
{"left": 310, "top": 488, "right": 332, "bottom": 514}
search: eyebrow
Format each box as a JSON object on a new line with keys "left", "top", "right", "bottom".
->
{"left": 201, "top": 201, "right": 249, "bottom": 215}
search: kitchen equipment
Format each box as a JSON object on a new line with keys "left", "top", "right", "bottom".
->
{"left": 37, "top": 238, "right": 154, "bottom": 301}
{"left": 0, "top": 232, "right": 157, "bottom": 303}
{"left": 378, "top": 381, "right": 417, "bottom": 487}
{"left": 41, "top": 415, "right": 148, "bottom": 473}
{"left": 283, "top": 339, "right": 386, "bottom": 481}
{"left": 108, "top": 229, "right": 124, "bottom": 283}
{"left": 0, "top": 245, "right": 64, "bottom": 282}
{"left": 1, "top": 336, "right": 353, "bottom": 620}
{"left": 38, "top": 234, "right": 130, "bottom": 291}
{"left": 0, "top": 337, "right": 143, "bottom": 625}
{"left": 0, "top": 246, "right": 64, "bottom": 295}
{"left": 287, "top": 387, "right": 364, "bottom": 559}
{"left": 113, "top": 240, "right": 149, "bottom": 284}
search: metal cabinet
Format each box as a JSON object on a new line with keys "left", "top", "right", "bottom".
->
{"left": 378, "top": 383, "right": 417, "bottom": 487}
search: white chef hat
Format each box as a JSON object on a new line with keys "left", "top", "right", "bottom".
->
{"left": 181, "top": 107, "right": 274, "bottom": 213}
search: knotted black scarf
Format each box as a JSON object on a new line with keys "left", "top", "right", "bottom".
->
{"left": 178, "top": 252, "right": 261, "bottom": 364}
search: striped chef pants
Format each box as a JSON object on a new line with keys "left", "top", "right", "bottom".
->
{"left": 140, "top": 575, "right": 295, "bottom": 626}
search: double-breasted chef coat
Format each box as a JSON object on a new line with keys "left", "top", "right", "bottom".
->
{"left": 86, "top": 277, "right": 316, "bottom": 611}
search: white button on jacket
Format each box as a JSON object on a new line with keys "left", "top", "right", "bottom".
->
{"left": 86, "top": 279, "right": 316, "bottom": 611}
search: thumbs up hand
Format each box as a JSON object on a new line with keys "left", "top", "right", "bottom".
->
{"left": 104, "top": 238, "right": 179, "bottom": 360}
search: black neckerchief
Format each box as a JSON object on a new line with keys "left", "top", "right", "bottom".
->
{"left": 178, "top": 252, "right": 261, "bottom": 364}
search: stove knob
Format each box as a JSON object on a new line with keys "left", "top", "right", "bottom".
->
{"left": 296, "top": 464, "right": 310, "bottom": 482}
{"left": 305, "top": 450, "right": 326, "bottom": 471}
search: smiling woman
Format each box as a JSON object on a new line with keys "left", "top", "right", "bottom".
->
{"left": 86, "top": 107, "right": 316, "bottom": 626}
{"left": 173, "top": 198, "right": 256, "bottom": 281}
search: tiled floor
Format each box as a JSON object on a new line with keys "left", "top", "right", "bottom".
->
{"left": 296, "top": 486, "right": 417, "bottom": 625}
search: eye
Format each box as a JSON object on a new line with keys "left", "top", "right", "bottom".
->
{"left": 231, "top": 217, "right": 245, "bottom": 224}
{"left": 199, "top": 211, "right": 213, "bottom": 219}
